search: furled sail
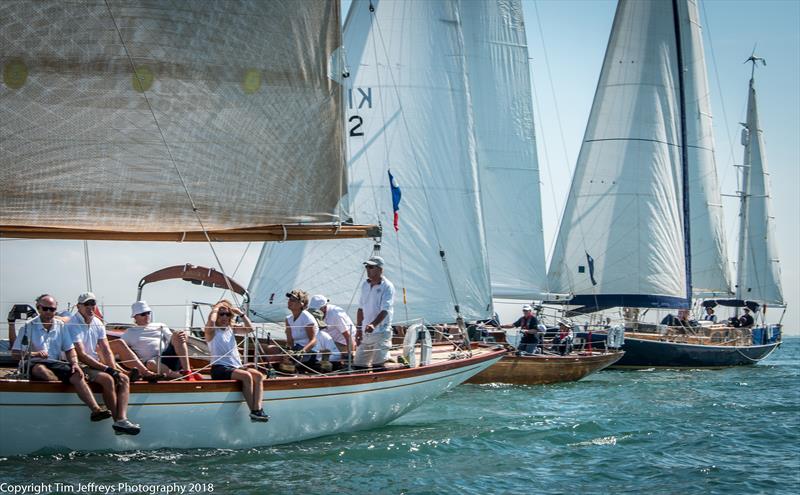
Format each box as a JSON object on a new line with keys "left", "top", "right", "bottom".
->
{"left": 460, "top": 0, "right": 548, "bottom": 299}
{"left": 0, "top": 0, "right": 375, "bottom": 241}
{"left": 547, "top": 0, "right": 689, "bottom": 309}
{"left": 736, "top": 74, "right": 784, "bottom": 305}
{"left": 248, "top": 0, "right": 492, "bottom": 323}
{"left": 679, "top": 0, "right": 733, "bottom": 297}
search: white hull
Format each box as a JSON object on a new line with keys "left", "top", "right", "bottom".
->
{"left": 0, "top": 351, "right": 502, "bottom": 455}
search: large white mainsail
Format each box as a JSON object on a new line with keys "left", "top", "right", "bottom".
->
{"left": 0, "top": 0, "right": 362, "bottom": 241}
{"left": 735, "top": 68, "right": 784, "bottom": 306}
{"left": 248, "top": 0, "right": 492, "bottom": 323}
{"left": 547, "top": 0, "right": 690, "bottom": 309}
{"left": 460, "top": 0, "right": 548, "bottom": 300}
{"left": 679, "top": 0, "right": 732, "bottom": 298}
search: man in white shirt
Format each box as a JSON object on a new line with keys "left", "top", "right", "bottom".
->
{"left": 354, "top": 256, "right": 395, "bottom": 369}
{"left": 12, "top": 294, "right": 115, "bottom": 423}
{"left": 308, "top": 294, "right": 354, "bottom": 356}
{"left": 67, "top": 292, "right": 140, "bottom": 435}
{"left": 110, "top": 301, "right": 200, "bottom": 381}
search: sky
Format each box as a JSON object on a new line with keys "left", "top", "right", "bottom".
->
{"left": 0, "top": 0, "right": 797, "bottom": 335}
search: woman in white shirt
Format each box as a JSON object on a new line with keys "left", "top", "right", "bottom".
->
{"left": 203, "top": 300, "right": 268, "bottom": 422}
{"left": 284, "top": 290, "right": 318, "bottom": 365}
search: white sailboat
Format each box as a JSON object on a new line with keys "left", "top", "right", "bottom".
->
{"left": 248, "top": 0, "right": 494, "bottom": 325}
{"left": 0, "top": 0, "right": 503, "bottom": 456}
{"left": 545, "top": 0, "right": 780, "bottom": 367}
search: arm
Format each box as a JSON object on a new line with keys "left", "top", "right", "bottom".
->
{"left": 64, "top": 348, "right": 82, "bottom": 377}
{"left": 231, "top": 307, "right": 253, "bottom": 335}
{"left": 285, "top": 319, "right": 294, "bottom": 348}
{"left": 203, "top": 302, "right": 224, "bottom": 343}
{"left": 73, "top": 340, "right": 108, "bottom": 370}
{"left": 355, "top": 308, "right": 364, "bottom": 344}
{"left": 365, "top": 310, "right": 388, "bottom": 333}
{"left": 301, "top": 325, "right": 317, "bottom": 353}
{"left": 97, "top": 339, "right": 118, "bottom": 370}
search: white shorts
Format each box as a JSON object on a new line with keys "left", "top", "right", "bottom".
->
{"left": 353, "top": 330, "right": 392, "bottom": 367}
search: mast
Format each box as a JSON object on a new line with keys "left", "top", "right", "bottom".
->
{"left": 672, "top": 0, "right": 692, "bottom": 303}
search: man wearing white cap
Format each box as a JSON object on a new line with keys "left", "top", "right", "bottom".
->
{"left": 308, "top": 294, "right": 355, "bottom": 356}
{"left": 354, "top": 256, "right": 395, "bottom": 369}
{"left": 111, "top": 301, "right": 201, "bottom": 381}
{"left": 66, "top": 292, "right": 140, "bottom": 435}
{"left": 501, "top": 304, "right": 542, "bottom": 354}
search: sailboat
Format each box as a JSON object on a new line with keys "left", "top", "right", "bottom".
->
{"left": 454, "top": 0, "right": 623, "bottom": 384}
{"left": 545, "top": 0, "right": 781, "bottom": 367}
{"left": 0, "top": 0, "right": 503, "bottom": 456}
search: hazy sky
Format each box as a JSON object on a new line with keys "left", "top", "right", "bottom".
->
{"left": 1, "top": 0, "right": 797, "bottom": 335}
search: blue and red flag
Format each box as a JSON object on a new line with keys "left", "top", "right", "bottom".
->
{"left": 388, "top": 170, "right": 402, "bottom": 232}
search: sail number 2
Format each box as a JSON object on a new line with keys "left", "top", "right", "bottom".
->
{"left": 348, "top": 87, "right": 372, "bottom": 137}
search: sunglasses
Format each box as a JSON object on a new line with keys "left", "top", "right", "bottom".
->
{"left": 82, "top": 301, "right": 97, "bottom": 306}
{"left": 39, "top": 306, "right": 57, "bottom": 312}
{"left": 218, "top": 312, "right": 232, "bottom": 317}
{"left": 136, "top": 312, "right": 151, "bottom": 317}
{"left": 365, "top": 265, "right": 379, "bottom": 270}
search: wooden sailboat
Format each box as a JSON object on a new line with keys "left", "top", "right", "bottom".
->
{"left": 545, "top": 0, "right": 781, "bottom": 368}
{"left": 461, "top": 0, "right": 623, "bottom": 384}
{"left": 0, "top": 0, "right": 503, "bottom": 456}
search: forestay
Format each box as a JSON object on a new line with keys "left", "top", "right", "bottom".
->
{"left": 547, "top": 0, "right": 688, "bottom": 308}
{"left": 679, "top": 0, "right": 732, "bottom": 298}
{"left": 248, "top": 0, "right": 492, "bottom": 323}
{"left": 460, "top": 0, "right": 548, "bottom": 300}
{"left": 736, "top": 75, "right": 784, "bottom": 306}
{"left": 0, "top": 0, "right": 349, "bottom": 238}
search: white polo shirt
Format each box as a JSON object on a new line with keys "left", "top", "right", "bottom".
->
{"left": 359, "top": 276, "right": 395, "bottom": 332}
{"left": 65, "top": 313, "right": 107, "bottom": 361}
{"left": 12, "top": 317, "right": 73, "bottom": 362}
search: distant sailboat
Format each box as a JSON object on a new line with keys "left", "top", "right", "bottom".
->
{"left": 545, "top": 0, "right": 780, "bottom": 367}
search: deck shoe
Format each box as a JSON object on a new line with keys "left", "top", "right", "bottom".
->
{"left": 112, "top": 418, "right": 141, "bottom": 435}
{"left": 128, "top": 368, "right": 140, "bottom": 383}
{"left": 249, "top": 409, "right": 270, "bottom": 422}
{"left": 90, "top": 408, "right": 112, "bottom": 422}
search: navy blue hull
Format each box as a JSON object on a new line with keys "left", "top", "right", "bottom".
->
{"left": 579, "top": 333, "right": 781, "bottom": 368}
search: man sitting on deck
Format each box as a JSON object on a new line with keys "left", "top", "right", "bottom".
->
{"left": 738, "top": 308, "right": 755, "bottom": 328}
{"left": 11, "top": 294, "right": 113, "bottom": 424}
{"left": 109, "top": 301, "right": 201, "bottom": 381}
{"left": 66, "top": 292, "right": 140, "bottom": 435}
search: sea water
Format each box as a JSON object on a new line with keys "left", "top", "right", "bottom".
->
{"left": 1, "top": 338, "right": 797, "bottom": 495}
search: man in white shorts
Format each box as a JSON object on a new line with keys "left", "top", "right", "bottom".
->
{"left": 354, "top": 256, "right": 395, "bottom": 369}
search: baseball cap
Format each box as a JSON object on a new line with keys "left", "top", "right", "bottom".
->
{"left": 363, "top": 256, "right": 385, "bottom": 267}
{"left": 522, "top": 304, "right": 532, "bottom": 312}
{"left": 77, "top": 292, "right": 97, "bottom": 304}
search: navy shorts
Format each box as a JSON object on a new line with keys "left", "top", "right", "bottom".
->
{"left": 211, "top": 364, "right": 239, "bottom": 380}
{"left": 149, "top": 343, "right": 181, "bottom": 371}
{"left": 31, "top": 361, "right": 73, "bottom": 384}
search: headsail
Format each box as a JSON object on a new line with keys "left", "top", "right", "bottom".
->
{"left": 679, "top": 0, "right": 733, "bottom": 297}
{"left": 248, "top": 0, "right": 492, "bottom": 323}
{"left": 547, "top": 0, "right": 689, "bottom": 309}
{"left": 0, "top": 0, "right": 376, "bottom": 241}
{"left": 460, "top": 0, "right": 548, "bottom": 300}
{"left": 735, "top": 68, "right": 784, "bottom": 305}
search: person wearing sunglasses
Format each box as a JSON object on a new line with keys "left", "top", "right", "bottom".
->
{"left": 66, "top": 292, "right": 140, "bottom": 435}
{"left": 11, "top": 294, "right": 113, "bottom": 423}
{"left": 354, "top": 256, "right": 395, "bottom": 370}
{"left": 110, "top": 301, "right": 201, "bottom": 382}
{"left": 204, "top": 299, "right": 269, "bottom": 422}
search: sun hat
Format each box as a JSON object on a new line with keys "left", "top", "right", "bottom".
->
{"left": 131, "top": 301, "right": 152, "bottom": 317}
{"left": 308, "top": 295, "right": 328, "bottom": 311}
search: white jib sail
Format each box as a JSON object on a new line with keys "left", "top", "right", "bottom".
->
{"left": 248, "top": 0, "right": 493, "bottom": 324}
{"left": 679, "top": 0, "right": 733, "bottom": 297}
{"left": 546, "top": 0, "right": 688, "bottom": 308}
{"left": 460, "top": 0, "right": 548, "bottom": 300}
{"left": 736, "top": 75, "right": 784, "bottom": 306}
